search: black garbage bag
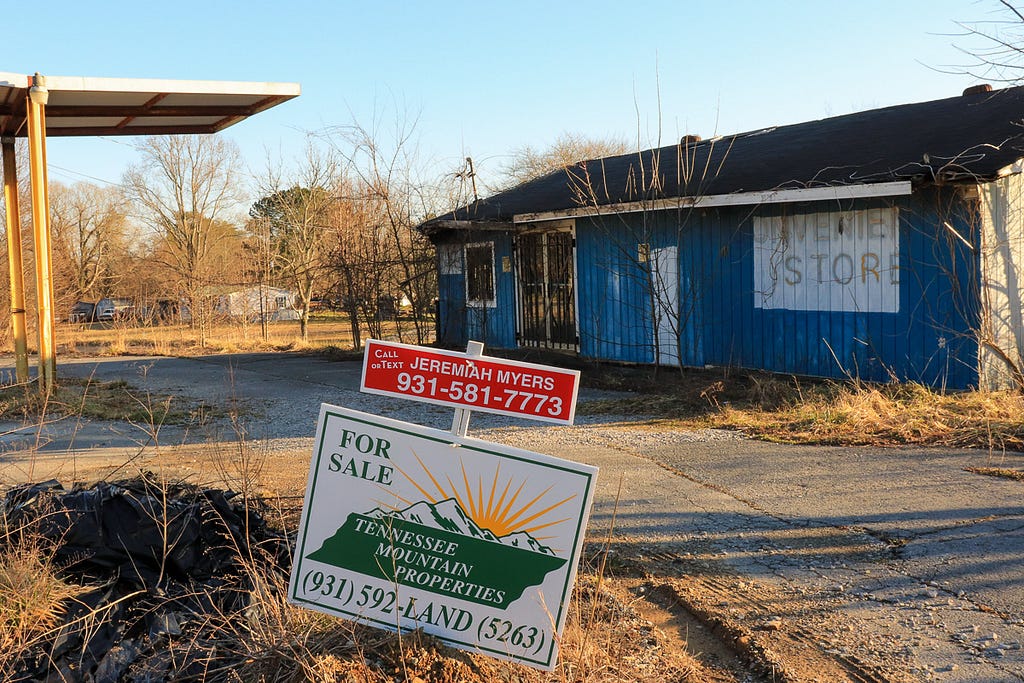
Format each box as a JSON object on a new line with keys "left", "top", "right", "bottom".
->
{"left": 1, "top": 474, "right": 292, "bottom": 682}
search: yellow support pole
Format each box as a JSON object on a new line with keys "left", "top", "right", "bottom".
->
{"left": 26, "top": 73, "right": 55, "bottom": 392}
{"left": 2, "top": 138, "right": 29, "bottom": 383}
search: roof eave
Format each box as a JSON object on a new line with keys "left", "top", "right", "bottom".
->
{"left": 418, "top": 219, "right": 514, "bottom": 237}
{"left": 513, "top": 181, "right": 916, "bottom": 224}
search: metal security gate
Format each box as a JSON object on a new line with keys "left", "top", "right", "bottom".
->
{"left": 516, "top": 230, "right": 578, "bottom": 350}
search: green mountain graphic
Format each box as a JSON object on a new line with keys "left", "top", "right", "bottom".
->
{"left": 366, "top": 499, "right": 501, "bottom": 542}
{"left": 369, "top": 498, "right": 558, "bottom": 554}
{"left": 308, "top": 498, "right": 565, "bottom": 608}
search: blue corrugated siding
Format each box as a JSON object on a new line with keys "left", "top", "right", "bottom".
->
{"left": 436, "top": 273, "right": 466, "bottom": 348}
{"left": 896, "top": 192, "right": 980, "bottom": 387}
{"left": 734, "top": 194, "right": 978, "bottom": 388}
{"left": 435, "top": 234, "right": 517, "bottom": 350}
{"left": 435, "top": 188, "right": 981, "bottom": 389}
{"left": 571, "top": 189, "right": 981, "bottom": 388}
{"left": 576, "top": 223, "right": 654, "bottom": 363}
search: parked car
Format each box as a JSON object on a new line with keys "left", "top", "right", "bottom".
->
{"left": 68, "top": 301, "right": 96, "bottom": 323}
{"left": 95, "top": 297, "right": 135, "bottom": 322}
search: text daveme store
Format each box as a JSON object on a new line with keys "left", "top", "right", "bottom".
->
{"left": 753, "top": 207, "right": 899, "bottom": 313}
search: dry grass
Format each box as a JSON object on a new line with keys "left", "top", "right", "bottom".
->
{"left": 964, "top": 466, "right": 1024, "bottom": 481}
{"left": 7, "top": 350, "right": 1017, "bottom": 679}
{"left": 0, "top": 539, "right": 88, "bottom": 672}
{"left": 580, "top": 368, "right": 1024, "bottom": 451}
{"left": 0, "top": 375, "right": 706, "bottom": 683}
{"left": 211, "top": 553, "right": 702, "bottom": 683}
{"left": 716, "top": 381, "right": 1024, "bottom": 450}
{"left": 0, "top": 376, "right": 221, "bottom": 426}
{"left": 0, "top": 482, "right": 704, "bottom": 683}
{"left": 49, "top": 317, "right": 430, "bottom": 358}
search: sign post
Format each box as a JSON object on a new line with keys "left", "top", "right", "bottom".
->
{"left": 290, "top": 339, "right": 595, "bottom": 671}
{"left": 450, "top": 340, "right": 484, "bottom": 436}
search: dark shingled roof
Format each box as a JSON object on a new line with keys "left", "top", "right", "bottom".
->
{"left": 423, "top": 85, "right": 1024, "bottom": 230}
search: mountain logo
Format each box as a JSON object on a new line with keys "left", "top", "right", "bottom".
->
{"left": 308, "top": 497, "right": 567, "bottom": 608}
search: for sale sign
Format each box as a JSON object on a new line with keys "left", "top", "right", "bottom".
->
{"left": 288, "top": 404, "right": 598, "bottom": 670}
{"left": 360, "top": 339, "right": 580, "bottom": 425}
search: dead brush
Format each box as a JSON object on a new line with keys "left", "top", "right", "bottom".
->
{"left": 52, "top": 318, "right": 426, "bottom": 358}
{"left": 0, "top": 473, "right": 705, "bottom": 682}
{"left": 722, "top": 380, "right": 1024, "bottom": 450}
{"left": 547, "top": 478, "right": 705, "bottom": 682}
{"left": 0, "top": 539, "right": 86, "bottom": 670}
{"left": 198, "top": 478, "right": 697, "bottom": 682}
{"left": 0, "top": 498, "right": 94, "bottom": 676}
{"left": 743, "top": 371, "right": 803, "bottom": 411}
{"left": 207, "top": 555, "right": 699, "bottom": 682}
{"left": 192, "top": 502, "right": 487, "bottom": 683}
{"left": 210, "top": 385, "right": 268, "bottom": 503}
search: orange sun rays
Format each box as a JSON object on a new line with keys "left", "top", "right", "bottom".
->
{"left": 385, "top": 450, "right": 577, "bottom": 539}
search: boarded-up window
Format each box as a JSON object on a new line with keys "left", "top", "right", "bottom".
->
{"left": 465, "top": 242, "right": 495, "bottom": 306}
{"left": 753, "top": 207, "right": 899, "bottom": 313}
{"left": 439, "top": 243, "right": 462, "bottom": 275}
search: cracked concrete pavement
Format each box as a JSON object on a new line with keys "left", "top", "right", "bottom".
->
{"left": 494, "top": 427, "right": 1024, "bottom": 680}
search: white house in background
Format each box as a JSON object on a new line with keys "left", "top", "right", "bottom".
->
{"left": 215, "top": 285, "right": 300, "bottom": 321}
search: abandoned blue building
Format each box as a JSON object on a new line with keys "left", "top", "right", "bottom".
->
{"left": 420, "top": 85, "right": 1024, "bottom": 390}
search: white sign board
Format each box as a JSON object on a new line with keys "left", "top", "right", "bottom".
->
{"left": 288, "top": 404, "right": 598, "bottom": 670}
{"left": 753, "top": 207, "right": 899, "bottom": 312}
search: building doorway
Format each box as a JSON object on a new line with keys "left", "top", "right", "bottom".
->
{"left": 515, "top": 228, "right": 578, "bottom": 351}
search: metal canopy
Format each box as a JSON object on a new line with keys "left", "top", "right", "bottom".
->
{"left": 0, "top": 71, "right": 300, "bottom": 137}
{"left": 0, "top": 70, "right": 300, "bottom": 391}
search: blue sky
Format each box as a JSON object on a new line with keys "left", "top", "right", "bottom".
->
{"left": 4, "top": 0, "right": 1009, "bottom": 196}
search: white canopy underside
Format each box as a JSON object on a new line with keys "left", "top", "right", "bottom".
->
{"left": 0, "top": 71, "right": 299, "bottom": 137}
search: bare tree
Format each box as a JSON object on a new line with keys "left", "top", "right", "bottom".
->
{"left": 122, "top": 135, "right": 244, "bottom": 344}
{"left": 49, "top": 181, "right": 131, "bottom": 308}
{"left": 241, "top": 213, "right": 277, "bottom": 340}
{"left": 251, "top": 144, "right": 340, "bottom": 340}
{"left": 328, "top": 181, "right": 385, "bottom": 349}
{"left": 326, "top": 111, "right": 441, "bottom": 346}
{"left": 951, "top": 1, "right": 1024, "bottom": 83}
{"left": 501, "top": 132, "right": 631, "bottom": 189}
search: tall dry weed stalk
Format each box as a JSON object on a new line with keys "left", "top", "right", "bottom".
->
{"left": 0, "top": 543, "right": 85, "bottom": 667}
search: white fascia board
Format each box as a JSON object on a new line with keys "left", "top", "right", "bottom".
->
{"left": 0, "top": 70, "right": 301, "bottom": 97}
{"left": 513, "top": 180, "right": 914, "bottom": 224}
{"left": 997, "top": 158, "right": 1024, "bottom": 177}
{"left": 0, "top": 72, "right": 26, "bottom": 88}
{"left": 44, "top": 74, "right": 300, "bottom": 97}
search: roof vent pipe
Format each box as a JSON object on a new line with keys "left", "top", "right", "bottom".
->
{"left": 963, "top": 84, "right": 993, "bottom": 96}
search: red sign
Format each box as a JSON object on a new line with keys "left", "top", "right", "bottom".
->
{"left": 360, "top": 340, "right": 580, "bottom": 425}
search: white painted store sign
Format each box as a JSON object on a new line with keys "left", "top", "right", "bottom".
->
{"left": 288, "top": 404, "right": 598, "bottom": 670}
{"left": 753, "top": 207, "right": 900, "bottom": 313}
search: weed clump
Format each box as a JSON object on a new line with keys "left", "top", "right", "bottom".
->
{"left": 579, "top": 366, "right": 1024, "bottom": 450}
{"left": 0, "top": 475, "right": 291, "bottom": 681}
{"left": 0, "top": 542, "right": 86, "bottom": 673}
{"left": 0, "top": 377, "right": 222, "bottom": 427}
